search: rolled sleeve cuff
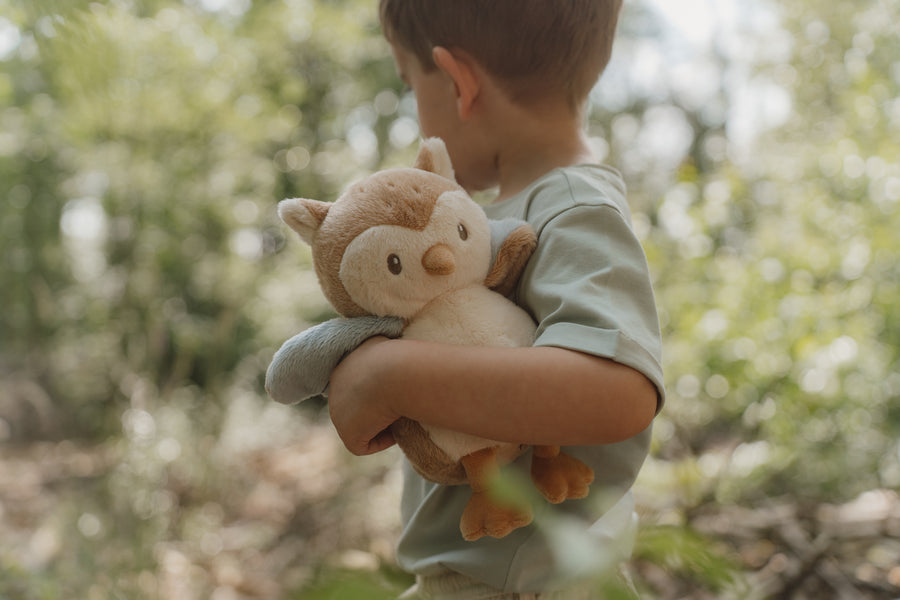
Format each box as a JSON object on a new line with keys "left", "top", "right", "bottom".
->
{"left": 534, "top": 322, "right": 666, "bottom": 409}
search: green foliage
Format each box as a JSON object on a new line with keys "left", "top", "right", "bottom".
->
{"left": 1, "top": 0, "right": 403, "bottom": 439}
{"left": 294, "top": 567, "right": 412, "bottom": 600}
{"left": 1, "top": 0, "right": 898, "bottom": 597}
{"left": 635, "top": 525, "right": 740, "bottom": 593}
{"left": 631, "top": 0, "right": 900, "bottom": 503}
{"left": 0, "top": 563, "right": 63, "bottom": 600}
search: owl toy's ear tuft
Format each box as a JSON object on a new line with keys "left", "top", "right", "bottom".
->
{"left": 278, "top": 198, "right": 331, "bottom": 245}
{"left": 414, "top": 138, "right": 455, "bottom": 182}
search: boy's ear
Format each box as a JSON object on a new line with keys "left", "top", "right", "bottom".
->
{"left": 432, "top": 46, "right": 480, "bottom": 120}
{"left": 278, "top": 198, "right": 330, "bottom": 245}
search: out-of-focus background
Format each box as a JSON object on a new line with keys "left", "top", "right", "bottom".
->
{"left": 1, "top": 0, "right": 898, "bottom": 598}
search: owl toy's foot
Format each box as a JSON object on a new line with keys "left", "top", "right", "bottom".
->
{"left": 460, "top": 490, "right": 533, "bottom": 541}
{"left": 530, "top": 445, "right": 594, "bottom": 504}
{"left": 459, "top": 447, "right": 533, "bottom": 541}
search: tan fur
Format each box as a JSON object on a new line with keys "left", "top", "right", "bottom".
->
{"left": 292, "top": 166, "right": 462, "bottom": 317}
{"left": 414, "top": 137, "right": 455, "bottom": 180}
{"left": 279, "top": 138, "right": 594, "bottom": 540}
{"left": 484, "top": 224, "right": 539, "bottom": 297}
{"left": 391, "top": 418, "right": 467, "bottom": 484}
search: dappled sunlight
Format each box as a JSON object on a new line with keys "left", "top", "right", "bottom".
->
{"left": 1, "top": 0, "right": 898, "bottom": 597}
{"left": 0, "top": 391, "right": 403, "bottom": 598}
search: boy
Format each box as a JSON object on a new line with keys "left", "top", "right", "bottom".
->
{"left": 328, "top": 1, "right": 664, "bottom": 596}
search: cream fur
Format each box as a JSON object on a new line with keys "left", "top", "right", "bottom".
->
{"left": 403, "top": 285, "right": 536, "bottom": 461}
{"left": 414, "top": 137, "right": 455, "bottom": 180}
{"left": 339, "top": 190, "right": 491, "bottom": 318}
{"left": 278, "top": 198, "right": 330, "bottom": 245}
{"left": 280, "top": 137, "right": 537, "bottom": 476}
{"left": 278, "top": 138, "right": 593, "bottom": 541}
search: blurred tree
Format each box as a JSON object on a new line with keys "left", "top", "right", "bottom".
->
{"left": 609, "top": 0, "right": 900, "bottom": 505}
{"left": 1, "top": 0, "right": 403, "bottom": 438}
{"left": 1, "top": 0, "right": 898, "bottom": 597}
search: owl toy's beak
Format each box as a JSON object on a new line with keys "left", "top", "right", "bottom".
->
{"left": 422, "top": 243, "right": 455, "bottom": 275}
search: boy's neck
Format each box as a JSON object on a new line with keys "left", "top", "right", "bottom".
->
{"left": 489, "top": 99, "right": 596, "bottom": 204}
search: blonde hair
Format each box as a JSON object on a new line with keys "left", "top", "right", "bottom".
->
{"left": 379, "top": 0, "right": 622, "bottom": 109}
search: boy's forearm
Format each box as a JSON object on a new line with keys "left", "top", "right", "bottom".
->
{"left": 364, "top": 338, "right": 657, "bottom": 446}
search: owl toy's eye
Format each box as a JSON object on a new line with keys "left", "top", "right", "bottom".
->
{"left": 457, "top": 223, "right": 468, "bottom": 241}
{"left": 387, "top": 253, "right": 403, "bottom": 275}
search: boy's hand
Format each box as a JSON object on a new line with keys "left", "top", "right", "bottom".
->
{"left": 328, "top": 336, "right": 399, "bottom": 456}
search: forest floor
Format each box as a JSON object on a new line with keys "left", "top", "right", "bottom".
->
{"left": 1, "top": 410, "right": 899, "bottom": 599}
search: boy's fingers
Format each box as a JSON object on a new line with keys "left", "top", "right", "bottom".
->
{"left": 342, "top": 427, "right": 396, "bottom": 456}
{"left": 365, "top": 428, "right": 397, "bottom": 455}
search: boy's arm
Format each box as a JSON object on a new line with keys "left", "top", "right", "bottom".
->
{"left": 327, "top": 336, "right": 657, "bottom": 456}
{"left": 328, "top": 194, "right": 664, "bottom": 457}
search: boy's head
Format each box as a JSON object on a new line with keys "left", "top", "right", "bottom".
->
{"left": 379, "top": 0, "right": 623, "bottom": 110}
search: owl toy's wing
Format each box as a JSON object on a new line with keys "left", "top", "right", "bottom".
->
{"left": 265, "top": 315, "right": 405, "bottom": 404}
{"left": 485, "top": 218, "right": 537, "bottom": 298}
{"left": 265, "top": 218, "right": 533, "bottom": 404}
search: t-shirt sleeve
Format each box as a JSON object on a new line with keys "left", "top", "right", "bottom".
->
{"left": 521, "top": 202, "right": 666, "bottom": 406}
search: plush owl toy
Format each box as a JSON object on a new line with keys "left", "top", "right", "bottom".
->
{"left": 266, "top": 138, "right": 594, "bottom": 540}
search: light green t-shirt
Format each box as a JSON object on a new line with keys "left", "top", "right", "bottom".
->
{"left": 396, "top": 164, "right": 665, "bottom": 592}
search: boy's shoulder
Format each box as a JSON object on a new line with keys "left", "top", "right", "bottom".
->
{"left": 486, "top": 163, "right": 630, "bottom": 229}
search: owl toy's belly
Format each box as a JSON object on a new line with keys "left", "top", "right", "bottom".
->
{"left": 392, "top": 285, "right": 536, "bottom": 484}
{"left": 402, "top": 285, "right": 535, "bottom": 348}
